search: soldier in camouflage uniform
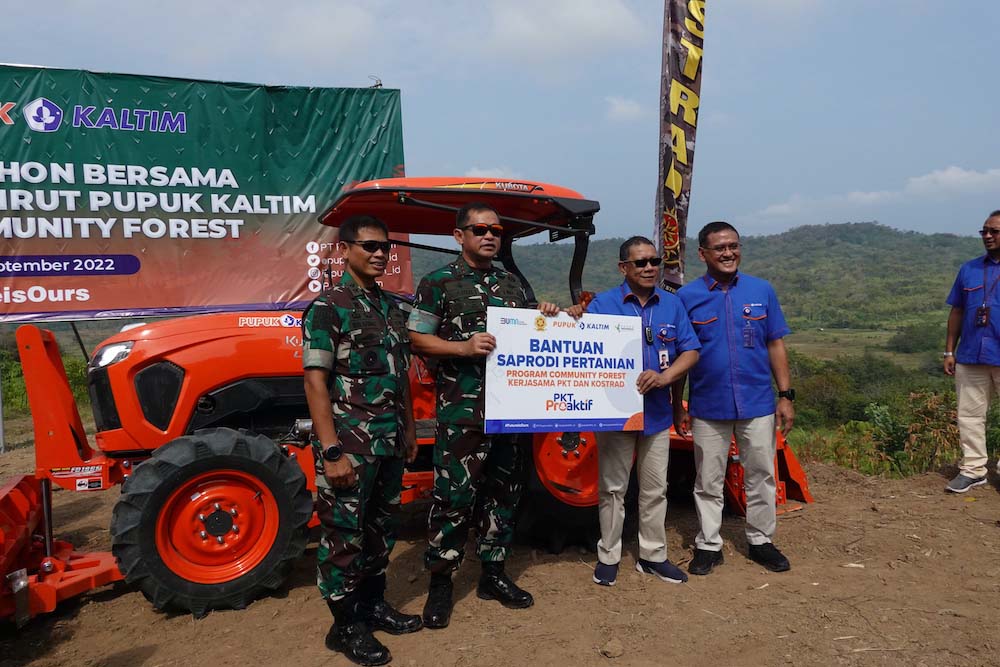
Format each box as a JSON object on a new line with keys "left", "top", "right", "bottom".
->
{"left": 303, "top": 215, "right": 421, "bottom": 666}
{"left": 408, "top": 202, "right": 559, "bottom": 628}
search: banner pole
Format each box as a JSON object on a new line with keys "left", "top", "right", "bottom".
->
{"left": 0, "top": 380, "right": 5, "bottom": 454}
{"left": 70, "top": 323, "right": 90, "bottom": 362}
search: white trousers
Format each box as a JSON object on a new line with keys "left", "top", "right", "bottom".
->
{"left": 595, "top": 429, "right": 671, "bottom": 565}
{"left": 691, "top": 415, "right": 776, "bottom": 551}
{"left": 955, "top": 363, "right": 1000, "bottom": 478}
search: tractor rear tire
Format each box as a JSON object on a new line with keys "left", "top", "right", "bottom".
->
{"left": 111, "top": 428, "right": 312, "bottom": 617}
{"left": 519, "top": 433, "right": 599, "bottom": 554}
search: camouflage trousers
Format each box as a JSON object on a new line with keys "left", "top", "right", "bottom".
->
{"left": 424, "top": 424, "right": 526, "bottom": 574}
{"left": 315, "top": 451, "right": 404, "bottom": 601}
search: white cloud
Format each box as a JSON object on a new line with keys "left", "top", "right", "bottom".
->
{"left": 464, "top": 166, "right": 525, "bottom": 180}
{"left": 605, "top": 96, "right": 645, "bottom": 122}
{"left": 700, "top": 110, "right": 732, "bottom": 127}
{"left": 751, "top": 165, "right": 1000, "bottom": 220}
{"left": 483, "top": 0, "right": 645, "bottom": 61}
{"left": 758, "top": 195, "right": 807, "bottom": 217}
{"left": 904, "top": 166, "right": 1000, "bottom": 197}
{"left": 265, "top": 3, "right": 376, "bottom": 62}
{"left": 741, "top": 0, "right": 822, "bottom": 10}
{"left": 845, "top": 189, "right": 900, "bottom": 205}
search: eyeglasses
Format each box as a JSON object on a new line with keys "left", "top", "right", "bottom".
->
{"left": 980, "top": 228, "right": 1000, "bottom": 236}
{"left": 344, "top": 239, "right": 392, "bottom": 254}
{"left": 621, "top": 257, "right": 663, "bottom": 268}
{"left": 460, "top": 223, "right": 504, "bottom": 237}
{"left": 702, "top": 242, "right": 742, "bottom": 254}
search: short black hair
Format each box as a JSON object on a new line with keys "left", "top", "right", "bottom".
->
{"left": 456, "top": 202, "right": 499, "bottom": 228}
{"left": 698, "top": 221, "right": 740, "bottom": 248}
{"left": 619, "top": 236, "right": 656, "bottom": 261}
{"left": 988, "top": 210, "right": 1000, "bottom": 220}
{"left": 339, "top": 215, "right": 388, "bottom": 242}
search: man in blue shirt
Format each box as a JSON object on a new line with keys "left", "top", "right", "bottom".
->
{"left": 570, "top": 236, "right": 700, "bottom": 587}
{"left": 943, "top": 210, "right": 1000, "bottom": 493}
{"left": 675, "top": 221, "right": 795, "bottom": 575}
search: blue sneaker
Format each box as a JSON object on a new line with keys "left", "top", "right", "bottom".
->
{"left": 946, "top": 474, "right": 987, "bottom": 494}
{"left": 593, "top": 561, "right": 618, "bottom": 586}
{"left": 635, "top": 558, "right": 688, "bottom": 584}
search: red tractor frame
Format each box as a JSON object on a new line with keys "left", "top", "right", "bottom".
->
{"left": 1, "top": 178, "right": 812, "bottom": 625}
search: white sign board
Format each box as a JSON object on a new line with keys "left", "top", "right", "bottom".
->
{"left": 484, "top": 307, "right": 644, "bottom": 434}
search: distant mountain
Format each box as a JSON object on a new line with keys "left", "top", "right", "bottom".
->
{"left": 410, "top": 222, "right": 982, "bottom": 330}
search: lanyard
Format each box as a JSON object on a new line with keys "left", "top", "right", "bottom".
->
{"left": 982, "top": 260, "right": 1000, "bottom": 306}
{"left": 623, "top": 286, "right": 655, "bottom": 368}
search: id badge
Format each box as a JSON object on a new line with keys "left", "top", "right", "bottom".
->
{"left": 658, "top": 348, "right": 670, "bottom": 370}
{"left": 976, "top": 305, "right": 990, "bottom": 328}
{"left": 743, "top": 320, "right": 755, "bottom": 348}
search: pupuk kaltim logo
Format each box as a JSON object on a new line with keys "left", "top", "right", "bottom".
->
{"left": 22, "top": 98, "right": 64, "bottom": 132}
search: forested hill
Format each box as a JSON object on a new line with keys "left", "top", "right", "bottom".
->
{"left": 410, "top": 222, "right": 982, "bottom": 330}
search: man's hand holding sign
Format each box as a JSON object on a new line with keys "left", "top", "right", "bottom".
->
{"left": 555, "top": 236, "right": 702, "bottom": 587}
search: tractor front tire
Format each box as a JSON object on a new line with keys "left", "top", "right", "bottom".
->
{"left": 111, "top": 428, "right": 312, "bottom": 617}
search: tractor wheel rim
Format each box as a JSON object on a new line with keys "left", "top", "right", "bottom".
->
{"left": 155, "top": 469, "right": 280, "bottom": 584}
{"left": 533, "top": 432, "right": 599, "bottom": 508}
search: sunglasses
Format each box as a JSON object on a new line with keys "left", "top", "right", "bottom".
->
{"left": 702, "top": 242, "right": 742, "bottom": 254}
{"left": 980, "top": 228, "right": 1000, "bottom": 236}
{"left": 344, "top": 239, "right": 392, "bottom": 254}
{"left": 460, "top": 223, "right": 504, "bottom": 237}
{"left": 621, "top": 257, "right": 663, "bottom": 268}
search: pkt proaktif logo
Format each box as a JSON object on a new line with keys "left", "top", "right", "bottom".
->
{"left": 23, "top": 98, "right": 64, "bottom": 132}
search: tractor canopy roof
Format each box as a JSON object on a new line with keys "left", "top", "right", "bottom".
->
{"left": 319, "top": 177, "right": 600, "bottom": 240}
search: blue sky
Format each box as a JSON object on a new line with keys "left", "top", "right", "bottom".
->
{"left": 4, "top": 0, "right": 999, "bottom": 239}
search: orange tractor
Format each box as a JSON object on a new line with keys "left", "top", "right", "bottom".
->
{"left": 0, "top": 178, "right": 812, "bottom": 626}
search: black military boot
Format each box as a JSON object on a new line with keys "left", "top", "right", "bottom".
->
{"left": 421, "top": 572, "right": 454, "bottom": 629}
{"left": 325, "top": 595, "right": 392, "bottom": 666}
{"left": 359, "top": 574, "right": 422, "bottom": 635}
{"left": 477, "top": 561, "right": 534, "bottom": 609}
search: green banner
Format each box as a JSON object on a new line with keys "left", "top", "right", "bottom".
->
{"left": 0, "top": 65, "right": 406, "bottom": 321}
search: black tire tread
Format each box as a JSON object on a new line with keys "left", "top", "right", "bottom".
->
{"left": 110, "top": 427, "right": 312, "bottom": 616}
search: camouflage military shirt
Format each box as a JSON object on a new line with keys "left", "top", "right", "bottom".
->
{"left": 408, "top": 258, "right": 527, "bottom": 426}
{"left": 302, "top": 272, "right": 410, "bottom": 457}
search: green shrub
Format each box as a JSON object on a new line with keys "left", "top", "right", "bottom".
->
{"left": 1, "top": 351, "right": 88, "bottom": 417}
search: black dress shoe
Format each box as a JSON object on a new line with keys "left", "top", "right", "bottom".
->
{"left": 748, "top": 543, "right": 790, "bottom": 572}
{"left": 365, "top": 598, "right": 422, "bottom": 635}
{"left": 325, "top": 622, "right": 392, "bottom": 666}
{"left": 422, "top": 575, "right": 454, "bottom": 629}
{"left": 477, "top": 562, "right": 534, "bottom": 609}
{"left": 688, "top": 548, "right": 724, "bottom": 576}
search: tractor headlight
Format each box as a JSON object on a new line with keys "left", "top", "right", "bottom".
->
{"left": 91, "top": 342, "right": 134, "bottom": 368}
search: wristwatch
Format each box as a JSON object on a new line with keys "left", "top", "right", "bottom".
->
{"left": 777, "top": 389, "right": 796, "bottom": 401}
{"left": 322, "top": 443, "right": 344, "bottom": 462}
{"left": 942, "top": 352, "right": 955, "bottom": 358}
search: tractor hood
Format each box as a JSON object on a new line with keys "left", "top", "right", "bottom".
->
{"left": 96, "top": 311, "right": 304, "bottom": 347}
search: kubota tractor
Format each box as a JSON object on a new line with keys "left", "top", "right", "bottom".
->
{"left": 0, "top": 177, "right": 812, "bottom": 626}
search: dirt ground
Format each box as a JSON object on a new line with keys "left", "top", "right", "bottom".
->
{"left": 3, "top": 432, "right": 1000, "bottom": 667}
